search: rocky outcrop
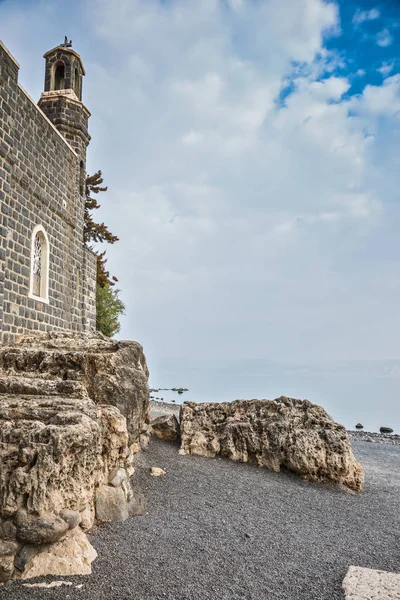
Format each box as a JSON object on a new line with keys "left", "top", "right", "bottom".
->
{"left": 0, "top": 331, "right": 150, "bottom": 581}
{"left": 0, "top": 331, "right": 151, "bottom": 444}
{"left": 151, "top": 414, "right": 180, "bottom": 441}
{"left": 180, "top": 397, "right": 364, "bottom": 492}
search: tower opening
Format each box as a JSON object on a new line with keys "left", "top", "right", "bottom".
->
{"left": 79, "top": 160, "right": 85, "bottom": 195}
{"left": 74, "top": 68, "right": 80, "bottom": 98}
{"left": 54, "top": 63, "right": 65, "bottom": 90}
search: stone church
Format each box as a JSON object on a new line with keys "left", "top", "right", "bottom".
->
{"left": 0, "top": 38, "right": 96, "bottom": 344}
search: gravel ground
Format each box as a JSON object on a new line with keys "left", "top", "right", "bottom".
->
{"left": 347, "top": 431, "right": 400, "bottom": 445}
{"left": 1, "top": 439, "right": 399, "bottom": 600}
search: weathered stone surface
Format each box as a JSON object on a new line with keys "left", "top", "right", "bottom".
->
{"left": 16, "top": 513, "right": 69, "bottom": 545}
{"left": 0, "top": 540, "right": 18, "bottom": 556}
{"left": 108, "top": 468, "right": 128, "bottom": 488}
{"left": 150, "top": 467, "right": 166, "bottom": 477}
{"left": 0, "top": 331, "right": 150, "bottom": 444}
{"left": 59, "top": 509, "right": 80, "bottom": 530}
{"left": 151, "top": 414, "right": 180, "bottom": 441}
{"left": 95, "top": 485, "right": 130, "bottom": 523}
{"left": 342, "top": 566, "right": 400, "bottom": 599}
{"left": 180, "top": 398, "right": 364, "bottom": 492}
{"left": 0, "top": 395, "right": 102, "bottom": 517}
{"left": 0, "top": 541, "right": 18, "bottom": 582}
{"left": 0, "top": 520, "right": 17, "bottom": 540}
{"left": 127, "top": 492, "right": 146, "bottom": 517}
{"left": 16, "top": 527, "right": 97, "bottom": 580}
{"left": 0, "top": 330, "right": 150, "bottom": 581}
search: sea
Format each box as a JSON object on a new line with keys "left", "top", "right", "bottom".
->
{"left": 148, "top": 357, "right": 400, "bottom": 433}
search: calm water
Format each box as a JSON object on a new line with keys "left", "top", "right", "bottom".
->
{"left": 149, "top": 357, "right": 400, "bottom": 433}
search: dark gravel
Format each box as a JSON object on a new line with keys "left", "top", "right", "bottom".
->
{"left": 1, "top": 439, "right": 399, "bottom": 600}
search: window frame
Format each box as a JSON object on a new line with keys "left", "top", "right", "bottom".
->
{"left": 28, "top": 225, "right": 50, "bottom": 304}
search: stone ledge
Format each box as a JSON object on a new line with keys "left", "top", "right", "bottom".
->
{"left": 342, "top": 566, "right": 400, "bottom": 599}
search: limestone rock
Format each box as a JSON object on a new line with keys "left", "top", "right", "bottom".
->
{"left": 150, "top": 467, "right": 166, "bottom": 477}
{"left": 127, "top": 492, "right": 146, "bottom": 517}
{"left": 342, "top": 566, "right": 400, "bottom": 599}
{"left": 16, "top": 527, "right": 97, "bottom": 580}
{"left": 108, "top": 467, "right": 128, "bottom": 488}
{"left": 180, "top": 398, "right": 364, "bottom": 492}
{"left": 16, "top": 513, "right": 69, "bottom": 545}
{"left": 59, "top": 510, "right": 80, "bottom": 530}
{"left": 79, "top": 506, "right": 95, "bottom": 532}
{"left": 0, "top": 331, "right": 150, "bottom": 444}
{"left": 0, "top": 541, "right": 18, "bottom": 581}
{"left": 0, "top": 521, "right": 17, "bottom": 540}
{"left": 0, "top": 331, "right": 150, "bottom": 582}
{"left": 95, "top": 485, "right": 130, "bottom": 523}
{"left": 0, "top": 396, "right": 103, "bottom": 517}
{"left": 151, "top": 414, "right": 180, "bottom": 441}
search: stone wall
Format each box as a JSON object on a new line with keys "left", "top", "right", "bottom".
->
{"left": 0, "top": 40, "right": 95, "bottom": 344}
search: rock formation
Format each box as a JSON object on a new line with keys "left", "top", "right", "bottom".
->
{"left": 151, "top": 414, "right": 180, "bottom": 441}
{"left": 0, "top": 330, "right": 150, "bottom": 444}
{"left": 0, "top": 331, "right": 150, "bottom": 581}
{"left": 180, "top": 397, "right": 364, "bottom": 492}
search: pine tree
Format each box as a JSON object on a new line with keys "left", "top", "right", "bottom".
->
{"left": 84, "top": 170, "right": 125, "bottom": 336}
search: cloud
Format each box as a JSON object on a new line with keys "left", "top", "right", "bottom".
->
{"left": 377, "top": 62, "right": 394, "bottom": 76}
{"left": 376, "top": 28, "right": 394, "bottom": 47}
{"left": 352, "top": 7, "right": 380, "bottom": 25}
{"left": 1, "top": 0, "right": 400, "bottom": 363}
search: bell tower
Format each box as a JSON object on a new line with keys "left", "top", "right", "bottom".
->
{"left": 38, "top": 37, "right": 90, "bottom": 196}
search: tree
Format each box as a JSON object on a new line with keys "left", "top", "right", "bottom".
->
{"left": 85, "top": 170, "right": 125, "bottom": 336}
{"left": 96, "top": 282, "right": 125, "bottom": 337}
{"left": 85, "top": 170, "right": 119, "bottom": 288}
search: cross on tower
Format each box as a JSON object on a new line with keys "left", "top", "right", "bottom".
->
{"left": 62, "top": 36, "right": 72, "bottom": 48}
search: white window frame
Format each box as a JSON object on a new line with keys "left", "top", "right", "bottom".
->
{"left": 29, "top": 224, "right": 50, "bottom": 304}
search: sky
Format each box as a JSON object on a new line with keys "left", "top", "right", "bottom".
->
{"left": 1, "top": 0, "right": 400, "bottom": 364}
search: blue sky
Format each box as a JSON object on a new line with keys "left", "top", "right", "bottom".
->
{"left": 1, "top": 0, "right": 400, "bottom": 363}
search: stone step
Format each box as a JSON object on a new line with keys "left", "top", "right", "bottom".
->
{"left": 0, "top": 348, "right": 86, "bottom": 376}
{"left": 0, "top": 376, "right": 86, "bottom": 397}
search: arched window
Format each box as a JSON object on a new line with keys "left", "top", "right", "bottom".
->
{"left": 54, "top": 63, "right": 65, "bottom": 90}
{"left": 29, "top": 225, "right": 49, "bottom": 303}
{"left": 74, "top": 67, "right": 80, "bottom": 98}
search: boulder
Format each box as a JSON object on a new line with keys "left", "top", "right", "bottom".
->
{"left": 16, "top": 527, "right": 97, "bottom": 580}
{"left": 95, "top": 485, "right": 130, "bottom": 523}
{"left": 151, "top": 414, "right": 180, "bottom": 441}
{"left": 59, "top": 509, "right": 80, "bottom": 530}
{"left": 380, "top": 427, "right": 393, "bottom": 434}
{"left": 355, "top": 423, "right": 363, "bottom": 429}
{"left": 0, "top": 331, "right": 151, "bottom": 581}
{"left": 180, "top": 398, "right": 364, "bottom": 492}
{"left": 150, "top": 467, "right": 166, "bottom": 477}
{"left": 0, "top": 541, "right": 18, "bottom": 581}
{"left": 16, "top": 513, "right": 69, "bottom": 545}
{"left": 0, "top": 331, "right": 151, "bottom": 444}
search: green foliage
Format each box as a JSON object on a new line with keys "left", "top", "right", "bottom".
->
{"left": 96, "top": 283, "right": 125, "bottom": 337}
{"left": 84, "top": 170, "right": 124, "bottom": 336}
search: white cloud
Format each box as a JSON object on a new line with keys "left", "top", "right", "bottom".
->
{"left": 356, "top": 75, "right": 400, "bottom": 116}
{"left": 352, "top": 8, "right": 380, "bottom": 25}
{"left": 1, "top": 0, "right": 400, "bottom": 362}
{"left": 377, "top": 62, "right": 394, "bottom": 76}
{"left": 376, "top": 29, "right": 394, "bottom": 47}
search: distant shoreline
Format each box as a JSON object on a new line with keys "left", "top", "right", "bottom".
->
{"left": 149, "top": 399, "right": 400, "bottom": 445}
